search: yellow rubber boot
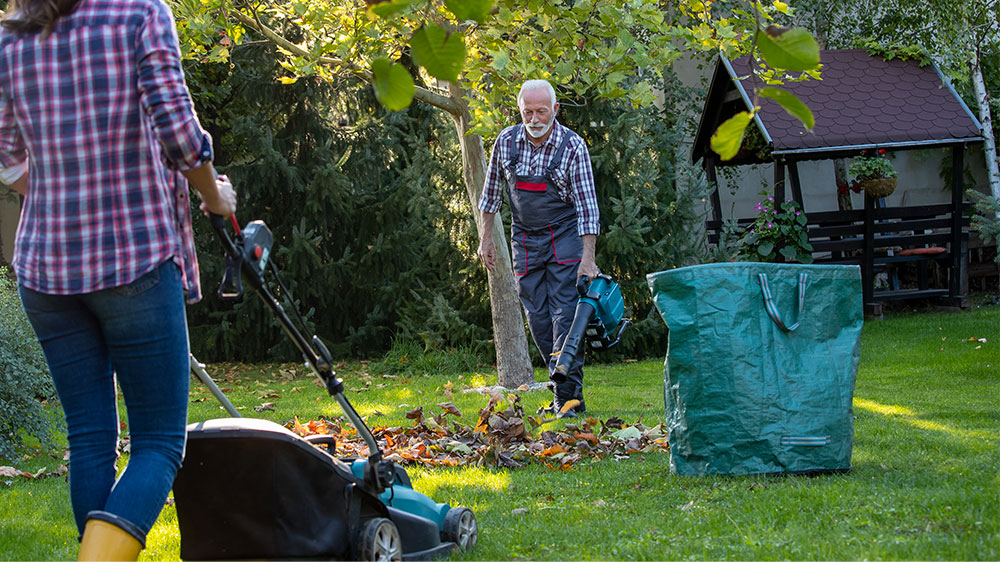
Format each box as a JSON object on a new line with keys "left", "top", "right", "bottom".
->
{"left": 78, "top": 518, "right": 142, "bottom": 561}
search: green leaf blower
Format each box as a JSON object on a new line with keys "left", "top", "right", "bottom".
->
{"left": 553, "top": 273, "right": 630, "bottom": 380}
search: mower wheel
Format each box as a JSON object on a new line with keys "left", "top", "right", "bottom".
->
{"left": 442, "top": 507, "right": 478, "bottom": 551}
{"left": 355, "top": 518, "right": 402, "bottom": 562}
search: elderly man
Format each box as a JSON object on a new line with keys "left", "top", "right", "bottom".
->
{"left": 477, "top": 79, "right": 600, "bottom": 418}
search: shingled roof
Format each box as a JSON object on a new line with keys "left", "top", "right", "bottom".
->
{"left": 692, "top": 49, "right": 984, "bottom": 165}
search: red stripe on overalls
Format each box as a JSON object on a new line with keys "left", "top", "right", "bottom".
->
{"left": 516, "top": 181, "right": 547, "bottom": 192}
{"left": 515, "top": 231, "right": 528, "bottom": 276}
{"left": 550, "top": 225, "right": 581, "bottom": 265}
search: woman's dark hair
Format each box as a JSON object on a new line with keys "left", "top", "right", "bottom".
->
{"left": 1, "top": 0, "right": 83, "bottom": 36}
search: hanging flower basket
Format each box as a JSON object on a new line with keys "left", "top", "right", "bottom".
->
{"left": 858, "top": 177, "right": 897, "bottom": 198}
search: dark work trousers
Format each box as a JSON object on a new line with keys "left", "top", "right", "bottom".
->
{"left": 511, "top": 219, "right": 585, "bottom": 402}
{"left": 505, "top": 129, "right": 584, "bottom": 403}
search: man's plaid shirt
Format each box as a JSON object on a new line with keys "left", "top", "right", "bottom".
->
{"left": 479, "top": 121, "right": 600, "bottom": 236}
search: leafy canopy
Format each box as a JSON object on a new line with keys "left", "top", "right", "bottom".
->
{"left": 175, "top": 0, "right": 819, "bottom": 150}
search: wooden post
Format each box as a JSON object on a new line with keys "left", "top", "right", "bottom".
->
{"left": 949, "top": 144, "right": 967, "bottom": 304}
{"left": 787, "top": 160, "right": 804, "bottom": 209}
{"left": 863, "top": 192, "right": 876, "bottom": 314}
{"left": 773, "top": 158, "right": 786, "bottom": 202}
{"left": 706, "top": 156, "right": 722, "bottom": 223}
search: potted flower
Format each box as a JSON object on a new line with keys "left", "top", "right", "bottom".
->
{"left": 740, "top": 192, "right": 814, "bottom": 263}
{"left": 849, "top": 149, "right": 898, "bottom": 198}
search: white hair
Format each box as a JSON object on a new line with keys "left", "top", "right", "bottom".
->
{"left": 517, "top": 80, "right": 556, "bottom": 109}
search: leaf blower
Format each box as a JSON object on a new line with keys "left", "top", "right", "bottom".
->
{"left": 553, "top": 273, "right": 630, "bottom": 381}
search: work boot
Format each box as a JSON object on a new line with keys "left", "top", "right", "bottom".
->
{"left": 536, "top": 396, "right": 586, "bottom": 418}
{"left": 78, "top": 512, "right": 143, "bottom": 561}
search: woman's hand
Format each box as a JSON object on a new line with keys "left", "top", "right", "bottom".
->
{"left": 199, "top": 174, "right": 236, "bottom": 218}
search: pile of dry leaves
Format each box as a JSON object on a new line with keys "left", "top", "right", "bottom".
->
{"left": 289, "top": 393, "right": 669, "bottom": 470}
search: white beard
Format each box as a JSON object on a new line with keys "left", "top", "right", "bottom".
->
{"left": 524, "top": 120, "right": 554, "bottom": 139}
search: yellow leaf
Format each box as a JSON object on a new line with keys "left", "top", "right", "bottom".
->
{"left": 710, "top": 109, "right": 757, "bottom": 161}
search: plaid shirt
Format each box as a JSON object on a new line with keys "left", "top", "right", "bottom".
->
{"left": 0, "top": 0, "right": 211, "bottom": 302}
{"left": 479, "top": 121, "right": 600, "bottom": 236}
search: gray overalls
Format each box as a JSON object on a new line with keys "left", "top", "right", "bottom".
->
{"left": 505, "top": 126, "right": 585, "bottom": 404}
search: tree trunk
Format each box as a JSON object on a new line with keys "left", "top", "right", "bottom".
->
{"left": 971, "top": 49, "right": 1000, "bottom": 208}
{"left": 446, "top": 83, "right": 534, "bottom": 388}
{"left": 212, "top": 13, "right": 536, "bottom": 387}
{"left": 834, "top": 159, "right": 853, "bottom": 211}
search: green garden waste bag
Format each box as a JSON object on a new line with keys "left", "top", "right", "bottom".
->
{"left": 646, "top": 263, "right": 863, "bottom": 476}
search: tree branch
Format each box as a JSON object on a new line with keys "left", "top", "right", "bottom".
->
{"left": 229, "top": 10, "right": 459, "bottom": 114}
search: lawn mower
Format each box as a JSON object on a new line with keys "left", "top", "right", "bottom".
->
{"left": 171, "top": 215, "right": 478, "bottom": 561}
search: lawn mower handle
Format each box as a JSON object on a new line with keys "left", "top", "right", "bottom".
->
{"left": 208, "top": 213, "right": 395, "bottom": 493}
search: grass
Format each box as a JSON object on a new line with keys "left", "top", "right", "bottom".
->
{"left": 1, "top": 305, "right": 998, "bottom": 560}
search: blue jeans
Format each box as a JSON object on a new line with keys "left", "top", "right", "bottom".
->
{"left": 19, "top": 261, "right": 189, "bottom": 543}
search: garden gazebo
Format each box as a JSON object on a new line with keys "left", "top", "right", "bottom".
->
{"left": 692, "top": 50, "right": 985, "bottom": 314}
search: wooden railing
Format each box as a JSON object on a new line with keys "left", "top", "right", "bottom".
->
{"left": 707, "top": 198, "right": 970, "bottom": 314}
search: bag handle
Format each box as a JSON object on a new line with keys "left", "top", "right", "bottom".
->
{"left": 757, "top": 272, "right": 807, "bottom": 332}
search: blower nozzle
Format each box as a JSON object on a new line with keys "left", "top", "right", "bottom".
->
{"left": 552, "top": 274, "right": 629, "bottom": 380}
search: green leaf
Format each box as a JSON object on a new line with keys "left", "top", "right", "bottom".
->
{"left": 612, "top": 426, "right": 642, "bottom": 440}
{"left": 779, "top": 246, "right": 798, "bottom": 260}
{"left": 759, "top": 87, "right": 814, "bottom": 131}
{"left": 710, "top": 110, "right": 755, "bottom": 161}
{"left": 371, "top": 58, "right": 415, "bottom": 111}
{"left": 410, "top": 25, "right": 466, "bottom": 83}
{"left": 490, "top": 49, "right": 510, "bottom": 72}
{"left": 756, "top": 26, "right": 820, "bottom": 71}
{"left": 369, "top": 0, "right": 415, "bottom": 18}
{"left": 445, "top": 0, "right": 492, "bottom": 23}
{"left": 758, "top": 241, "right": 774, "bottom": 256}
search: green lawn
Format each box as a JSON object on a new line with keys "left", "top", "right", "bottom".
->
{"left": 1, "top": 305, "right": 997, "bottom": 560}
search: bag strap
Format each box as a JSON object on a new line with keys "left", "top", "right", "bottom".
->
{"left": 758, "top": 272, "right": 807, "bottom": 332}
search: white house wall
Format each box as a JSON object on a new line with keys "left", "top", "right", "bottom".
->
{"left": 673, "top": 53, "right": 992, "bottom": 220}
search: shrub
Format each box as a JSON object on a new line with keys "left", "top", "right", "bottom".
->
{"left": 739, "top": 192, "right": 814, "bottom": 263}
{"left": 0, "top": 268, "right": 62, "bottom": 462}
{"left": 967, "top": 189, "right": 1000, "bottom": 264}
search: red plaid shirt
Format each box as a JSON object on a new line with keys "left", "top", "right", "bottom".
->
{"left": 0, "top": 0, "right": 211, "bottom": 302}
{"left": 479, "top": 121, "right": 600, "bottom": 236}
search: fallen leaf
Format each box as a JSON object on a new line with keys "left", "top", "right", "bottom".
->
{"left": 292, "top": 416, "right": 310, "bottom": 437}
{"left": 405, "top": 407, "right": 425, "bottom": 423}
{"left": 254, "top": 402, "right": 276, "bottom": 412}
{"left": 560, "top": 399, "right": 581, "bottom": 414}
{"left": 605, "top": 417, "right": 625, "bottom": 430}
{"left": 437, "top": 402, "right": 462, "bottom": 417}
{"left": 511, "top": 508, "right": 529, "bottom": 515}
{"left": 612, "top": 426, "right": 642, "bottom": 440}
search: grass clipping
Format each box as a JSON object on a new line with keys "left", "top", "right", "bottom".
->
{"left": 289, "top": 393, "right": 670, "bottom": 471}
